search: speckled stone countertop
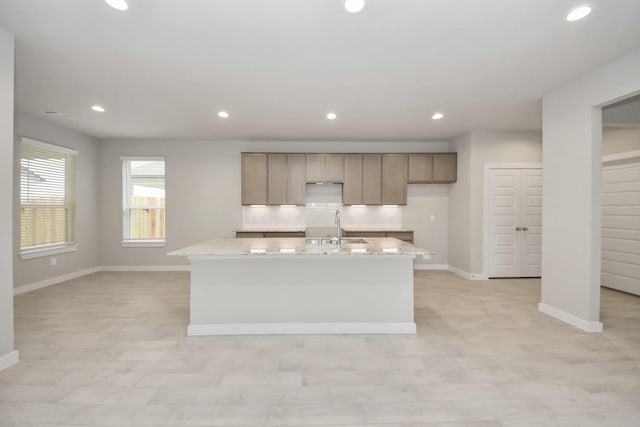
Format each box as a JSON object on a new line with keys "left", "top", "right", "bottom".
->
{"left": 342, "top": 228, "right": 414, "bottom": 232}
{"left": 168, "top": 237, "right": 431, "bottom": 257}
{"left": 235, "top": 228, "right": 306, "bottom": 232}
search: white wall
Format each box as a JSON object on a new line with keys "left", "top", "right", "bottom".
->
{"left": 97, "top": 140, "right": 450, "bottom": 267}
{"left": 448, "top": 132, "right": 472, "bottom": 273}
{"left": 541, "top": 48, "right": 640, "bottom": 330}
{"left": 0, "top": 26, "right": 16, "bottom": 368}
{"left": 603, "top": 127, "right": 640, "bottom": 155}
{"left": 448, "top": 130, "right": 542, "bottom": 277}
{"left": 13, "top": 113, "right": 100, "bottom": 288}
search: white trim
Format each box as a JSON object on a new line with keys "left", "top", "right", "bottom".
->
{"left": 602, "top": 149, "right": 640, "bottom": 165}
{"left": 0, "top": 351, "right": 19, "bottom": 372}
{"left": 538, "top": 303, "right": 603, "bottom": 333}
{"left": 447, "top": 265, "right": 488, "bottom": 280}
{"left": 20, "top": 243, "right": 78, "bottom": 260}
{"left": 21, "top": 137, "right": 77, "bottom": 155}
{"left": 121, "top": 239, "right": 166, "bottom": 248}
{"left": 483, "top": 164, "right": 543, "bottom": 278}
{"left": 413, "top": 264, "right": 448, "bottom": 270}
{"left": 100, "top": 265, "right": 190, "bottom": 272}
{"left": 14, "top": 267, "right": 99, "bottom": 295}
{"left": 188, "top": 322, "right": 417, "bottom": 336}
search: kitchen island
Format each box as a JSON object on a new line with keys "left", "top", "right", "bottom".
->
{"left": 169, "top": 237, "right": 431, "bottom": 336}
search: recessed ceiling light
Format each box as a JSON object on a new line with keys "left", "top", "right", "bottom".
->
{"left": 566, "top": 6, "right": 591, "bottom": 22}
{"left": 105, "top": 0, "right": 128, "bottom": 11}
{"left": 344, "top": 0, "right": 366, "bottom": 13}
{"left": 218, "top": 111, "right": 230, "bottom": 118}
{"left": 326, "top": 112, "right": 337, "bottom": 120}
{"left": 91, "top": 105, "right": 105, "bottom": 113}
{"left": 432, "top": 112, "right": 444, "bottom": 120}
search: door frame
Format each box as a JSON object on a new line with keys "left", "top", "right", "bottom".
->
{"left": 483, "top": 163, "right": 542, "bottom": 278}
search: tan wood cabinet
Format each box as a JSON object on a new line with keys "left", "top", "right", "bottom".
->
{"left": 343, "top": 154, "right": 363, "bottom": 205}
{"left": 382, "top": 154, "right": 408, "bottom": 205}
{"left": 241, "top": 153, "right": 268, "bottom": 205}
{"left": 306, "top": 154, "right": 344, "bottom": 183}
{"left": 343, "top": 154, "right": 382, "bottom": 205}
{"left": 408, "top": 153, "right": 457, "bottom": 183}
{"left": 268, "top": 154, "right": 306, "bottom": 205}
{"left": 433, "top": 153, "right": 457, "bottom": 183}
{"left": 363, "top": 154, "right": 382, "bottom": 205}
{"left": 342, "top": 229, "right": 414, "bottom": 244}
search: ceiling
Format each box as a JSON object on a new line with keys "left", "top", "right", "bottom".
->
{"left": 1, "top": 0, "right": 640, "bottom": 141}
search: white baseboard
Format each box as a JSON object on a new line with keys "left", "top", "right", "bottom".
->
{"left": 14, "top": 267, "right": 100, "bottom": 295}
{"left": 414, "top": 264, "right": 448, "bottom": 270}
{"left": 447, "top": 265, "right": 489, "bottom": 280}
{"left": 99, "top": 265, "right": 190, "bottom": 272}
{"left": 538, "top": 303, "right": 603, "bottom": 333}
{"left": 0, "top": 350, "right": 19, "bottom": 372}
{"left": 188, "top": 322, "right": 417, "bottom": 336}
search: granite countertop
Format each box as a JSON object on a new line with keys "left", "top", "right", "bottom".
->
{"left": 168, "top": 237, "right": 431, "bottom": 257}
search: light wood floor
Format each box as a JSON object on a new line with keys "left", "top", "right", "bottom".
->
{"left": 1, "top": 270, "right": 639, "bottom": 426}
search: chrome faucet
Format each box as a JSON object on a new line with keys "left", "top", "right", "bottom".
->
{"left": 334, "top": 209, "right": 342, "bottom": 247}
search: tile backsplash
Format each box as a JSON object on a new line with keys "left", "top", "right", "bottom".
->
{"left": 242, "top": 203, "right": 402, "bottom": 229}
{"left": 241, "top": 183, "right": 402, "bottom": 230}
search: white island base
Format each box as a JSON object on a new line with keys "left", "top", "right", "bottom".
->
{"left": 187, "top": 255, "right": 416, "bottom": 336}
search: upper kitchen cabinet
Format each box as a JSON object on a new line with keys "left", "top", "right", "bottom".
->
{"left": 382, "top": 154, "right": 408, "bottom": 205}
{"left": 306, "top": 153, "right": 344, "bottom": 183}
{"left": 343, "top": 154, "right": 382, "bottom": 205}
{"left": 408, "top": 154, "right": 433, "bottom": 183}
{"left": 433, "top": 153, "right": 457, "bottom": 183}
{"left": 268, "top": 154, "right": 306, "bottom": 205}
{"left": 343, "top": 154, "right": 363, "bottom": 205}
{"left": 407, "top": 153, "right": 457, "bottom": 183}
{"left": 241, "top": 153, "right": 268, "bottom": 205}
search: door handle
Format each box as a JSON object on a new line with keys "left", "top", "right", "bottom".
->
{"left": 522, "top": 227, "right": 529, "bottom": 231}
{"left": 515, "top": 227, "right": 522, "bottom": 231}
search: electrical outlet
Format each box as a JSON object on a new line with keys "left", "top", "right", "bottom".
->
{"left": 50, "top": 257, "right": 56, "bottom": 266}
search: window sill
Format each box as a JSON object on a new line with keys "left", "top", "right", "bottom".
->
{"left": 20, "top": 243, "right": 79, "bottom": 260}
{"left": 121, "top": 239, "right": 166, "bottom": 248}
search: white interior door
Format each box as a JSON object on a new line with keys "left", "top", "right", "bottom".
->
{"left": 488, "top": 168, "right": 542, "bottom": 278}
{"left": 602, "top": 162, "right": 640, "bottom": 296}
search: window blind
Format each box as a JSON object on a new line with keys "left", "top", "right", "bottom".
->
{"left": 20, "top": 139, "right": 76, "bottom": 250}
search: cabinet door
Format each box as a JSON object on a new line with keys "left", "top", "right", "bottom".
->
{"left": 363, "top": 154, "right": 382, "bottom": 205}
{"left": 433, "top": 153, "right": 457, "bottom": 182}
{"left": 306, "top": 154, "right": 325, "bottom": 183}
{"left": 382, "top": 154, "right": 408, "bottom": 205}
{"left": 241, "top": 153, "right": 268, "bottom": 205}
{"left": 343, "top": 154, "right": 363, "bottom": 205}
{"left": 325, "top": 154, "right": 345, "bottom": 182}
{"left": 408, "top": 154, "right": 433, "bottom": 183}
{"left": 287, "top": 154, "right": 306, "bottom": 205}
{"left": 268, "top": 154, "right": 287, "bottom": 205}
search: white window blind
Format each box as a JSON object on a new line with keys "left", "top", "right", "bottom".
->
{"left": 122, "top": 157, "right": 165, "bottom": 242}
{"left": 20, "top": 138, "right": 76, "bottom": 251}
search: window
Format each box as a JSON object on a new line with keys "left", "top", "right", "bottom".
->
{"left": 122, "top": 157, "right": 165, "bottom": 246}
{"left": 20, "top": 138, "right": 77, "bottom": 258}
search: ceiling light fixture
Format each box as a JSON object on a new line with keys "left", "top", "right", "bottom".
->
{"left": 344, "top": 0, "right": 366, "bottom": 13}
{"left": 105, "top": 0, "right": 128, "bottom": 11}
{"left": 566, "top": 5, "right": 591, "bottom": 22}
{"left": 326, "top": 112, "right": 337, "bottom": 120}
{"left": 91, "top": 105, "right": 105, "bottom": 112}
{"left": 432, "top": 112, "right": 444, "bottom": 120}
{"left": 218, "top": 111, "right": 230, "bottom": 118}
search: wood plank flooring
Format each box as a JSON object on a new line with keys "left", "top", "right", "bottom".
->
{"left": 1, "top": 270, "right": 639, "bottom": 426}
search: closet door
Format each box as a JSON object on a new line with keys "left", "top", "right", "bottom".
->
{"left": 602, "top": 162, "right": 640, "bottom": 296}
{"left": 488, "top": 168, "right": 542, "bottom": 278}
